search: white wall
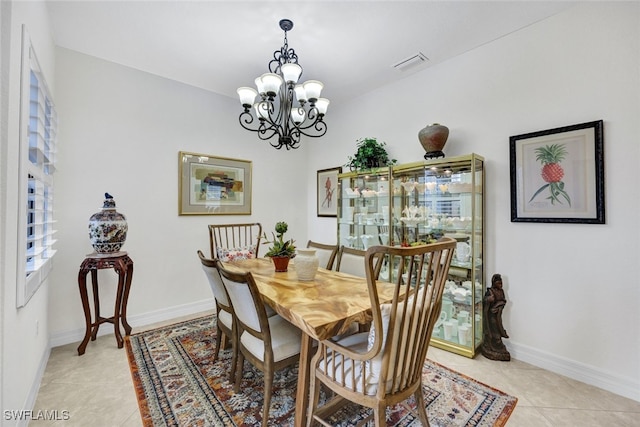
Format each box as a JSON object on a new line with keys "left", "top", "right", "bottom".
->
{"left": 48, "top": 48, "right": 310, "bottom": 339}
{"left": 308, "top": 2, "right": 640, "bottom": 400}
{"left": 1, "top": 0, "right": 56, "bottom": 422}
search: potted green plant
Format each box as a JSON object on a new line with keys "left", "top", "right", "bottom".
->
{"left": 346, "top": 137, "right": 397, "bottom": 172}
{"left": 262, "top": 221, "right": 296, "bottom": 272}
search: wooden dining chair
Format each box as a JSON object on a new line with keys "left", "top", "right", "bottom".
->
{"left": 307, "top": 240, "right": 339, "bottom": 270}
{"left": 197, "top": 250, "right": 238, "bottom": 381}
{"left": 308, "top": 238, "right": 456, "bottom": 427}
{"left": 209, "top": 223, "right": 262, "bottom": 261}
{"left": 215, "top": 260, "right": 302, "bottom": 427}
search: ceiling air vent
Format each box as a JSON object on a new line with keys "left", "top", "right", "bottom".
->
{"left": 392, "top": 52, "right": 429, "bottom": 72}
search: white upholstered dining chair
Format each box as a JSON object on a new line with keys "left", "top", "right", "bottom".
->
{"left": 197, "top": 250, "right": 238, "bottom": 381}
{"left": 306, "top": 240, "right": 339, "bottom": 270}
{"left": 335, "top": 246, "right": 367, "bottom": 277}
{"left": 215, "top": 260, "right": 302, "bottom": 427}
{"left": 336, "top": 245, "right": 386, "bottom": 279}
{"left": 308, "top": 238, "right": 456, "bottom": 427}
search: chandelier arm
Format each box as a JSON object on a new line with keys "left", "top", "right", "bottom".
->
{"left": 289, "top": 106, "right": 327, "bottom": 135}
{"left": 238, "top": 111, "right": 258, "bottom": 131}
{"left": 257, "top": 99, "right": 288, "bottom": 148}
{"left": 239, "top": 110, "right": 282, "bottom": 144}
{"left": 257, "top": 126, "right": 279, "bottom": 142}
{"left": 288, "top": 127, "right": 302, "bottom": 148}
{"left": 297, "top": 119, "right": 328, "bottom": 138}
{"left": 306, "top": 105, "right": 319, "bottom": 121}
{"left": 255, "top": 100, "right": 281, "bottom": 134}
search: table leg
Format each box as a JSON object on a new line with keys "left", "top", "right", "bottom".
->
{"left": 120, "top": 260, "right": 133, "bottom": 335}
{"left": 294, "top": 333, "right": 314, "bottom": 427}
{"left": 113, "top": 259, "right": 125, "bottom": 348}
{"left": 77, "top": 267, "right": 92, "bottom": 356}
{"left": 90, "top": 269, "right": 100, "bottom": 341}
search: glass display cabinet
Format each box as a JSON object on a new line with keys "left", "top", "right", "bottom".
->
{"left": 337, "top": 167, "right": 391, "bottom": 254}
{"left": 391, "top": 153, "right": 484, "bottom": 357}
{"left": 336, "top": 154, "right": 484, "bottom": 357}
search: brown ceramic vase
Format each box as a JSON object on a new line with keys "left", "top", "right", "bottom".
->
{"left": 418, "top": 123, "right": 449, "bottom": 159}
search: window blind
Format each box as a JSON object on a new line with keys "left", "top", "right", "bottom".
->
{"left": 18, "top": 26, "right": 57, "bottom": 307}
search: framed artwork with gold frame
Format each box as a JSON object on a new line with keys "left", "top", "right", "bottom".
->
{"left": 179, "top": 151, "right": 252, "bottom": 215}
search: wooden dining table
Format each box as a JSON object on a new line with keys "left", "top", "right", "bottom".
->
{"left": 224, "top": 257, "right": 398, "bottom": 427}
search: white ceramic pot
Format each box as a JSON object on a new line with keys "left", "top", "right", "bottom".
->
{"left": 295, "top": 248, "right": 319, "bottom": 281}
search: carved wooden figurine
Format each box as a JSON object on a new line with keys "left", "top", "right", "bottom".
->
{"left": 481, "top": 273, "right": 511, "bottom": 361}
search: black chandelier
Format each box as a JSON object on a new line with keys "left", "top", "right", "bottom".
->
{"left": 237, "top": 19, "right": 329, "bottom": 150}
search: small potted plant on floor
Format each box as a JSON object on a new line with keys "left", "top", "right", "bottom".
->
{"left": 262, "top": 221, "right": 296, "bottom": 272}
{"left": 346, "top": 137, "right": 397, "bottom": 172}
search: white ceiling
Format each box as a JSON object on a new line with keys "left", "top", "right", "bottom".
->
{"left": 45, "top": 1, "right": 577, "bottom": 105}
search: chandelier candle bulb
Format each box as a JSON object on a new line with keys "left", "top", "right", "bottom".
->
{"left": 294, "top": 84, "right": 307, "bottom": 103}
{"left": 291, "top": 108, "right": 305, "bottom": 123}
{"left": 281, "top": 63, "right": 302, "bottom": 83}
{"left": 254, "top": 76, "right": 266, "bottom": 94}
{"left": 254, "top": 102, "right": 269, "bottom": 120}
{"left": 303, "top": 80, "right": 323, "bottom": 102}
{"left": 261, "top": 73, "right": 283, "bottom": 97}
{"left": 315, "top": 98, "right": 330, "bottom": 115}
{"left": 237, "top": 87, "right": 258, "bottom": 108}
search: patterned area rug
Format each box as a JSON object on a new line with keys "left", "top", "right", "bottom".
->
{"left": 125, "top": 315, "right": 517, "bottom": 426}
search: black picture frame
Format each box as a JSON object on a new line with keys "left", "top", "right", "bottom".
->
{"left": 317, "top": 167, "right": 342, "bottom": 217}
{"left": 509, "top": 120, "right": 604, "bottom": 224}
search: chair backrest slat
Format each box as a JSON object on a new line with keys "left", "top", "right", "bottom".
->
{"left": 209, "top": 223, "right": 262, "bottom": 261}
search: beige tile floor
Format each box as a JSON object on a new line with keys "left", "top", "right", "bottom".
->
{"left": 30, "top": 311, "right": 640, "bottom": 426}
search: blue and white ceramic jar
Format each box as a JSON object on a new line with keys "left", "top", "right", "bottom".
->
{"left": 88, "top": 193, "right": 128, "bottom": 253}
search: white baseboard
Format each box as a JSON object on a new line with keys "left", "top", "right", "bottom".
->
{"left": 48, "top": 298, "right": 215, "bottom": 348}
{"left": 507, "top": 341, "right": 640, "bottom": 402}
{"left": 16, "top": 346, "right": 52, "bottom": 427}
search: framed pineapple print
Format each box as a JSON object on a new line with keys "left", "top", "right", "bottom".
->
{"left": 509, "top": 120, "right": 604, "bottom": 224}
